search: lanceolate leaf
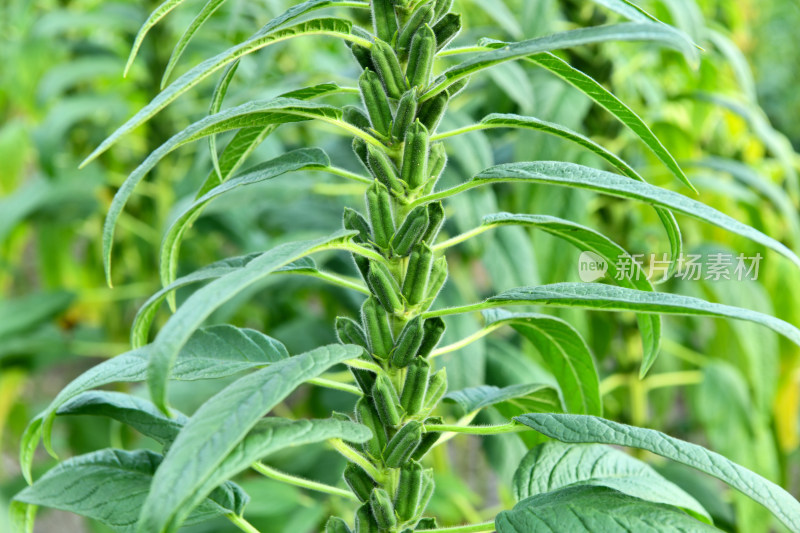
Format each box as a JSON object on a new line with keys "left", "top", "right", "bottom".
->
{"left": 124, "top": 0, "right": 191, "bottom": 76}
{"left": 515, "top": 414, "right": 800, "bottom": 532}
{"left": 161, "top": 0, "right": 228, "bottom": 88}
{"left": 14, "top": 449, "right": 247, "bottom": 533}
{"left": 146, "top": 231, "right": 355, "bottom": 411}
{"left": 424, "top": 23, "right": 698, "bottom": 100}
{"left": 137, "top": 344, "right": 363, "bottom": 533}
{"left": 496, "top": 485, "right": 718, "bottom": 533}
{"left": 20, "top": 325, "right": 287, "bottom": 482}
{"left": 160, "top": 148, "right": 330, "bottom": 293}
{"left": 432, "top": 161, "right": 800, "bottom": 270}
{"left": 587, "top": 0, "right": 659, "bottom": 23}
{"left": 445, "top": 383, "right": 563, "bottom": 416}
{"left": 513, "top": 442, "right": 710, "bottom": 520}
{"left": 483, "top": 310, "right": 601, "bottom": 415}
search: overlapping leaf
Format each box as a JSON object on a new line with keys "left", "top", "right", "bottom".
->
{"left": 445, "top": 383, "right": 563, "bottom": 416}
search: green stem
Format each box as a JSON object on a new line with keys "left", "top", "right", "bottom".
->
{"left": 644, "top": 370, "right": 703, "bottom": 391}
{"left": 433, "top": 226, "right": 492, "bottom": 251}
{"left": 424, "top": 421, "right": 526, "bottom": 435}
{"left": 427, "top": 520, "right": 497, "bottom": 532}
{"left": 421, "top": 302, "right": 489, "bottom": 319}
{"left": 252, "top": 462, "right": 357, "bottom": 500}
{"left": 430, "top": 324, "right": 503, "bottom": 358}
{"left": 308, "top": 377, "right": 362, "bottom": 395}
{"left": 226, "top": 513, "right": 261, "bottom": 533}
{"left": 329, "top": 439, "right": 384, "bottom": 481}
{"left": 322, "top": 166, "right": 373, "bottom": 184}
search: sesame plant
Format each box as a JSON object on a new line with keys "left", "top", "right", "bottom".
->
{"left": 11, "top": 0, "right": 800, "bottom": 532}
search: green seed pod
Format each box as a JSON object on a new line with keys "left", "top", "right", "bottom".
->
{"left": 326, "top": 516, "right": 352, "bottom": 533}
{"left": 350, "top": 43, "right": 373, "bottom": 70}
{"left": 335, "top": 316, "right": 369, "bottom": 350}
{"left": 422, "top": 368, "right": 447, "bottom": 412}
{"left": 391, "top": 89, "right": 418, "bottom": 141}
{"left": 372, "top": 374, "right": 403, "bottom": 427}
{"left": 359, "top": 69, "right": 393, "bottom": 135}
{"left": 446, "top": 76, "right": 470, "bottom": 98}
{"left": 423, "top": 256, "right": 448, "bottom": 304}
{"left": 391, "top": 316, "right": 425, "bottom": 367}
{"left": 425, "top": 143, "right": 448, "bottom": 193}
{"left": 400, "top": 356, "right": 430, "bottom": 415}
{"left": 416, "top": 517, "right": 438, "bottom": 530}
{"left": 371, "top": 0, "right": 398, "bottom": 43}
{"left": 353, "top": 138, "right": 369, "bottom": 171}
{"left": 422, "top": 201, "right": 444, "bottom": 243}
{"left": 432, "top": 0, "right": 453, "bottom": 20}
{"left": 402, "top": 244, "right": 433, "bottom": 306}
{"left": 367, "top": 144, "right": 404, "bottom": 194}
{"left": 355, "top": 503, "right": 380, "bottom": 533}
{"left": 350, "top": 357, "right": 377, "bottom": 394}
{"left": 395, "top": 460, "right": 424, "bottom": 521}
{"left": 367, "top": 262, "right": 404, "bottom": 313}
{"left": 407, "top": 24, "right": 436, "bottom": 88}
{"left": 418, "top": 469, "right": 435, "bottom": 513}
{"left": 366, "top": 181, "right": 395, "bottom": 249}
{"left": 371, "top": 40, "right": 406, "bottom": 99}
{"left": 417, "top": 316, "right": 446, "bottom": 358}
{"left": 417, "top": 90, "right": 449, "bottom": 131}
{"left": 343, "top": 207, "right": 372, "bottom": 244}
{"left": 433, "top": 13, "right": 461, "bottom": 51}
{"left": 353, "top": 253, "right": 370, "bottom": 283}
{"left": 343, "top": 105, "right": 371, "bottom": 131}
{"left": 383, "top": 420, "right": 423, "bottom": 467}
{"left": 344, "top": 463, "right": 376, "bottom": 502}
{"left": 410, "top": 417, "right": 443, "bottom": 461}
{"left": 369, "top": 488, "right": 397, "bottom": 529}
{"left": 361, "top": 297, "right": 394, "bottom": 359}
{"left": 391, "top": 205, "right": 429, "bottom": 256}
{"left": 396, "top": 4, "right": 434, "bottom": 54}
{"left": 356, "top": 397, "right": 388, "bottom": 458}
{"left": 400, "top": 120, "right": 430, "bottom": 190}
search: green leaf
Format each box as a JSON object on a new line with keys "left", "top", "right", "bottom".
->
{"left": 161, "top": 0, "right": 227, "bottom": 88}
{"left": 459, "top": 161, "right": 800, "bottom": 270}
{"left": 483, "top": 309, "right": 601, "bottom": 415}
{"left": 513, "top": 442, "right": 710, "bottom": 520}
{"left": 14, "top": 449, "right": 247, "bottom": 532}
{"left": 0, "top": 291, "right": 73, "bottom": 340}
{"left": 515, "top": 414, "right": 800, "bottom": 532}
{"left": 424, "top": 23, "right": 698, "bottom": 100}
{"left": 19, "top": 325, "right": 287, "bottom": 482}
{"left": 146, "top": 231, "right": 355, "bottom": 411}
{"left": 473, "top": 213, "right": 661, "bottom": 371}
{"left": 137, "top": 344, "right": 363, "bottom": 533}
{"left": 587, "top": 0, "right": 660, "bottom": 23}
{"left": 83, "top": 17, "right": 363, "bottom": 169}
{"left": 160, "top": 148, "right": 330, "bottom": 295}
{"left": 496, "top": 485, "right": 718, "bottom": 532}
{"left": 9, "top": 500, "right": 36, "bottom": 533}
{"left": 124, "top": 0, "right": 191, "bottom": 76}
{"left": 101, "top": 97, "right": 351, "bottom": 283}
{"left": 445, "top": 383, "right": 563, "bottom": 416}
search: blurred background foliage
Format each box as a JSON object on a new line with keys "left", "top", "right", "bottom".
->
{"left": 1, "top": 0, "right": 799, "bottom": 531}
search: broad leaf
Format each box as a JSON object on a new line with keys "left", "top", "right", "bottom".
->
{"left": 513, "top": 442, "right": 709, "bottom": 520}
{"left": 14, "top": 449, "right": 247, "bottom": 533}
{"left": 515, "top": 413, "right": 800, "bottom": 531}
{"left": 424, "top": 23, "right": 698, "bottom": 99}
{"left": 496, "top": 485, "right": 718, "bottom": 532}
{"left": 146, "top": 231, "right": 355, "bottom": 411}
{"left": 137, "top": 344, "right": 362, "bottom": 533}
{"left": 160, "top": 148, "right": 330, "bottom": 292}
{"left": 445, "top": 383, "right": 563, "bottom": 416}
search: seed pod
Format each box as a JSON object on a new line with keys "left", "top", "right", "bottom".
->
{"left": 400, "top": 120, "right": 430, "bottom": 190}
{"left": 350, "top": 43, "right": 373, "bottom": 70}
{"left": 391, "top": 89, "right": 418, "bottom": 141}
{"left": 371, "top": 40, "right": 406, "bottom": 99}
{"left": 423, "top": 256, "right": 448, "bottom": 304}
{"left": 335, "top": 316, "right": 369, "bottom": 349}
{"left": 402, "top": 244, "right": 433, "bottom": 306}
{"left": 383, "top": 420, "right": 423, "bottom": 467}
{"left": 369, "top": 488, "right": 397, "bottom": 529}
{"left": 407, "top": 24, "right": 436, "bottom": 88}
{"left": 372, "top": 374, "right": 403, "bottom": 427}
{"left": 395, "top": 460, "right": 424, "bottom": 521}
{"left": 416, "top": 517, "right": 438, "bottom": 530}
{"left": 343, "top": 207, "right": 372, "bottom": 244}
{"left": 410, "top": 417, "right": 443, "bottom": 461}
{"left": 344, "top": 463, "right": 376, "bottom": 502}
{"left": 418, "top": 469, "right": 435, "bottom": 513}
{"left": 391, "top": 316, "right": 425, "bottom": 367}
{"left": 371, "top": 0, "right": 398, "bottom": 43}
{"left": 361, "top": 297, "right": 394, "bottom": 359}
{"left": 352, "top": 253, "right": 371, "bottom": 283}
{"left": 422, "top": 368, "right": 447, "bottom": 412}
{"left": 350, "top": 357, "right": 377, "bottom": 394}
{"left": 446, "top": 76, "right": 470, "bottom": 98}
{"left": 367, "top": 144, "right": 404, "bottom": 194}
{"left": 359, "top": 69, "right": 392, "bottom": 135}
{"left": 366, "top": 181, "right": 395, "bottom": 249}
{"left": 353, "top": 138, "right": 369, "bottom": 171}
{"left": 367, "top": 262, "right": 404, "bottom": 313}
{"left": 432, "top": 0, "right": 453, "bottom": 21}
{"left": 356, "top": 397, "right": 388, "bottom": 458}
{"left": 422, "top": 201, "right": 444, "bottom": 243}
{"left": 343, "top": 105, "right": 371, "bottom": 131}
{"left": 391, "top": 205, "right": 429, "bottom": 256}
{"left": 425, "top": 143, "right": 448, "bottom": 194}
{"left": 396, "top": 4, "right": 434, "bottom": 54}
{"left": 326, "top": 516, "right": 352, "bottom": 533}
{"left": 355, "top": 503, "right": 380, "bottom": 533}
{"left": 433, "top": 13, "right": 461, "bottom": 51}
{"left": 417, "top": 90, "right": 449, "bottom": 131}
{"left": 417, "top": 316, "right": 446, "bottom": 358}
{"left": 400, "top": 356, "right": 430, "bottom": 415}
